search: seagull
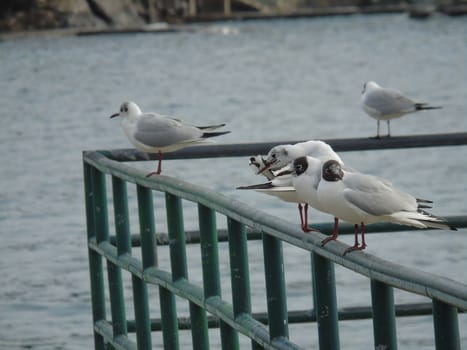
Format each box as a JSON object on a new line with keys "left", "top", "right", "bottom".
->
{"left": 238, "top": 156, "right": 304, "bottom": 225}
{"left": 292, "top": 156, "right": 339, "bottom": 242}
{"left": 247, "top": 140, "right": 344, "bottom": 233}
{"left": 110, "top": 101, "right": 230, "bottom": 176}
{"left": 361, "top": 81, "right": 442, "bottom": 138}
{"left": 316, "top": 159, "right": 456, "bottom": 253}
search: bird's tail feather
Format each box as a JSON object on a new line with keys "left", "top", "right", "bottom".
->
{"left": 389, "top": 210, "right": 456, "bottom": 231}
{"left": 416, "top": 198, "right": 433, "bottom": 209}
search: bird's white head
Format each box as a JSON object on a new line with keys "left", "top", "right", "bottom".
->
{"left": 362, "top": 81, "right": 379, "bottom": 95}
{"left": 110, "top": 101, "right": 143, "bottom": 120}
{"left": 265, "top": 144, "right": 300, "bottom": 170}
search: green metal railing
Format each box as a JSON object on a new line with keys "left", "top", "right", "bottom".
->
{"left": 83, "top": 132, "right": 467, "bottom": 350}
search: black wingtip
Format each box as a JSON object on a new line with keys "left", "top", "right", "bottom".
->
{"left": 202, "top": 130, "right": 231, "bottom": 138}
{"left": 415, "top": 103, "right": 442, "bottom": 111}
{"left": 236, "top": 182, "right": 273, "bottom": 190}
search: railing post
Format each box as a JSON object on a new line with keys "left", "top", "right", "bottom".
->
{"left": 137, "top": 186, "right": 180, "bottom": 350}
{"left": 262, "top": 234, "right": 289, "bottom": 341}
{"left": 432, "top": 299, "right": 460, "bottom": 350}
{"left": 131, "top": 185, "right": 155, "bottom": 350}
{"left": 311, "top": 252, "right": 340, "bottom": 350}
{"left": 107, "top": 176, "right": 131, "bottom": 337}
{"left": 166, "top": 192, "right": 209, "bottom": 350}
{"left": 371, "top": 279, "right": 397, "bottom": 350}
{"left": 85, "top": 164, "right": 107, "bottom": 350}
{"left": 199, "top": 204, "right": 239, "bottom": 349}
{"left": 227, "top": 218, "right": 251, "bottom": 316}
{"left": 227, "top": 218, "right": 260, "bottom": 349}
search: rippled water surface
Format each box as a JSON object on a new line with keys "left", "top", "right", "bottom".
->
{"left": 0, "top": 14, "right": 466, "bottom": 349}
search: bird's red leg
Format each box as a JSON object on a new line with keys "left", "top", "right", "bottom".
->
{"left": 344, "top": 222, "right": 367, "bottom": 254}
{"left": 146, "top": 151, "right": 163, "bottom": 177}
{"left": 344, "top": 224, "right": 361, "bottom": 254}
{"left": 301, "top": 204, "right": 319, "bottom": 233}
{"left": 321, "top": 217, "right": 339, "bottom": 246}
{"left": 298, "top": 203, "right": 304, "bottom": 228}
{"left": 359, "top": 223, "right": 367, "bottom": 250}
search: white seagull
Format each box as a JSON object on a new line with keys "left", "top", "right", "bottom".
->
{"left": 110, "top": 101, "right": 230, "bottom": 176}
{"left": 315, "top": 159, "right": 456, "bottom": 253}
{"left": 239, "top": 140, "right": 344, "bottom": 233}
{"left": 292, "top": 156, "right": 339, "bottom": 242}
{"left": 361, "top": 81, "right": 442, "bottom": 138}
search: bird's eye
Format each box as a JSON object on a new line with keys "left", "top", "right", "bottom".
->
{"left": 271, "top": 154, "right": 276, "bottom": 159}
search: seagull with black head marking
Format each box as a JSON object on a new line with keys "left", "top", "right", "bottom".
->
{"left": 361, "top": 81, "right": 442, "bottom": 138}
{"left": 316, "top": 159, "right": 456, "bottom": 254}
{"left": 239, "top": 140, "right": 344, "bottom": 233}
{"left": 110, "top": 101, "right": 230, "bottom": 176}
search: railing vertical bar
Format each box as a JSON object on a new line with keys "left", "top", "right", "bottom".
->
{"left": 166, "top": 193, "right": 209, "bottom": 349}
{"left": 130, "top": 184, "right": 155, "bottom": 350}
{"left": 227, "top": 218, "right": 252, "bottom": 317}
{"left": 311, "top": 252, "right": 340, "bottom": 350}
{"left": 432, "top": 299, "right": 460, "bottom": 350}
{"left": 198, "top": 204, "right": 221, "bottom": 297}
{"left": 132, "top": 274, "right": 152, "bottom": 349}
{"left": 189, "top": 302, "right": 210, "bottom": 350}
{"left": 92, "top": 167, "right": 109, "bottom": 244}
{"left": 107, "top": 176, "right": 131, "bottom": 338}
{"left": 112, "top": 177, "right": 132, "bottom": 255}
{"left": 137, "top": 185, "right": 157, "bottom": 268}
{"left": 159, "top": 286, "right": 180, "bottom": 350}
{"left": 84, "top": 162, "right": 106, "bottom": 350}
{"left": 107, "top": 263, "right": 127, "bottom": 337}
{"left": 166, "top": 192, "right": 188, "bottom": 280}
{"left": 198, "top": 204, "right": 239, "bottom": 349}
{"left": 262, "top": 233, "right": 289, "bottom": 341}
{"left": 227, "top": 218, "right": 258, "bottom": 349}
{"left": 371, "top": 279, "right": 397, "bottom": 350}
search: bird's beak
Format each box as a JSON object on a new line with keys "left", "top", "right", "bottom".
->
{"left": 110, "top": 113, "right": 119, "bottom": 119}
{"left": 257, "top": 159, "right": 276, "bottom": 174}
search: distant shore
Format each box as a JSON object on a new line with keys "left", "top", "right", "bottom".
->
{"left": 1, "top": 3, "right": 466, "bottom": 41}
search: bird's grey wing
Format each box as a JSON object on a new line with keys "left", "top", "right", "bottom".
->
{"left": 134, "top": 114, "right": 202, "bottom": 148}
{"left": 342, "top": 173, "right": 415, "bottom": 216}
{"left": 365, "top": 88, "right": 415, "bottom": 115}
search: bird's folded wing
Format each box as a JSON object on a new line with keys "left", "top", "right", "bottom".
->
{"left": 365, "top": 89, "right": 414, "bottom": 115}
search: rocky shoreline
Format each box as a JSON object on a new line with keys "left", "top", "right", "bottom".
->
{"left": 1, "top": 0, "right": 466, "bottom": 37}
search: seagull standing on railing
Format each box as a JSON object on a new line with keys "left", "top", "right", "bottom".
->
{"left": 238, "top": 140, "right": 344, "bottom": 233}
{"left": 293, "top": 157, "right": 456, "bottom": 254}
{"left": 110, "top": 101, "right": 230, "bottom": 176}
{"left": 361, "top": 81, "right": 442, "bottom": 138}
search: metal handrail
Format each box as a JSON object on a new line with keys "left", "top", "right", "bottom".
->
{"left": 84, "top": 149, "right": 467, "bottom": 309}
{"left": 83, "top": 132, "right": 467, "bottom": 350}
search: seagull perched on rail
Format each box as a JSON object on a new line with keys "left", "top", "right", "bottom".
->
{"left": 110, "top": 101, "right": 230, "bottom": 176}
{"left": 238, "top": 140, "right": 344, "bottom": 234}
{"left": 361, "top": 81, "right": 442, "bottom": 138}
{"left": 293, "top": 157, "right": 456, "bottom": 254}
